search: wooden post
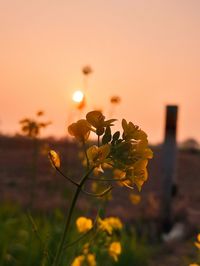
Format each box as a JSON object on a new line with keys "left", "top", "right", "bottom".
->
{"left": 161, "top": 105, "right": 178, "bottom": 233}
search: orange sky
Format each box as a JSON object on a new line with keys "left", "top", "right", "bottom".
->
{"left": 0, "top": 0, "right": 200, "bottom": 144}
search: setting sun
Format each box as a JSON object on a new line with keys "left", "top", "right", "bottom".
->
{"left": 72, "top": 90, "right": 84, "bottom": 103}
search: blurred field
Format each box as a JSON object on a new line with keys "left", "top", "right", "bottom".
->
{"left": 0, "top": 135, "right": 199, "bottom": 217}
{"left": 0, "top": 135, "right": 200, "bottom": 265}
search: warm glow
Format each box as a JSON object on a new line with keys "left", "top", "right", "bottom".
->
{"left": 72, "top": 90, "right": 84, "bottom": 103}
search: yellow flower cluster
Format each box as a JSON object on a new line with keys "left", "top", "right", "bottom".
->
{"left": 98, "top": 217, "right": 123, "bottom": 235}
{"left": 76, "top": 217, "right": 93, "bottom": 233}
{"left": 68, "top": 111, "right": 116, "bottom": 140}
{"left": 74, "top": 216, "right": 122, "bottom": 264}
{"left": 48, "top": 111, "right": 153, "bottom": 265}
{"left": 71, "top": 253, "right": 96, "bottom": 266}
{"left": 67, "top": 111, "right": 153, "bottom": 191}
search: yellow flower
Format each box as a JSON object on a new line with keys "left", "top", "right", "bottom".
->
{"left": 106, "top": 217, "right": 123, "bottom": 230}
{"left": 92, "top": 166, "right": 103, "bottom": 176}
{"left": 48, "top": 150, "right": 60, "bottom": 168}
{"left": 87, "top": 253, "right": 96, "bottom": 266}
{"left": 113, "top": 169, "right": 126, "bottom": 180}
{"left": 109, "top": 242, "right": 122, "bottom": 261}
{"left": 82, "top": 243, "right": 89, "bottom": 255}
{"left": 76, "top": 217, "right": 93, "bottom": 233}
{"left": 189, "top": 264, "right": 200, "bottom": 266}
{"left": 127, "top": 159, "right": 149, "bottom": 191}
{"left": 98, "top": 217, "right": 122, "bottom": 234}
{"left": 68, "top": 119, "right": 91, "bottom": 142}
{"left": 98, "top": 218, "right": 113, "bottom": 234}
{"left": 87, "top": 144, "right": 110, "bottom": 166}
{"left": 86, "top": 111, "right": 116, "bottom": 136}
{"left": 122, "top": 119, "right": 147, "bottom": 142}
{"left": 195, "top": 233, "right": 200, "bottom": 249}
{"left": 71, "top": 253, "right": 96, "bottom": 266}
{"left": 71, "top": 255, "right": 85, "bottom": 266}
{"left": 129, "top": 194, "right": 141, "bottom": 205}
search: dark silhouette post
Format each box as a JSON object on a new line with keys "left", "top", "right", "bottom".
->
{"left": 161, "top": 105, "right": 178, "bottom": 233}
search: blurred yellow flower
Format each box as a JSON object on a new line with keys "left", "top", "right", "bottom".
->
{"left": 68, "top": 119, "right": 91, "bottom": 142}
{"left": 82, "top": 243, "right": 89, "bottom": 255}
{"left": 76, "top": 217, "right": 93, "bottom": 233}
{"left": 40, "top": 143, "right": 50, "bottom": 156}
{"left": 48, "top": 150, "right": 60, "bottom": 168}
{"left": 93, "top": 165, "right": 104, "bottom": 176}
{"left": 109, "top": 242, "right": 121, "bottom": 261}
{"left": 113, "top": 169, "right": 126, "bottom": 180}
{"left": 125, "top": 159, "right": 149, "bottom": 191}
{"left": 195, "top": 233, "right": 200, "bottom": 249}
{"left": 87, "top": 254, "right": 96, "bottom": 266}
{"left": 106, "top": 217, "right": 123, "bottom": 230}
{"left": 71, "top": 253, "right": 96, "bottom": 266}
{"left": 71, "top": 255, "right": 85, "bottom": 266}
{"left": 189, "top": 264, "right": 200, "bottom": 266}
{"left": 129, "top": 194, "right": 141, "bottom": 205}
{"left": 98, "top": 217, "right": 122, "bottom": 234}
{"left": 98, "top": 218, "right": 113, "bottom": 234}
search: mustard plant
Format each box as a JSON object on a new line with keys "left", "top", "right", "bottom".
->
{"left": 48, "top": 110, "right": 153, "bottom": 266}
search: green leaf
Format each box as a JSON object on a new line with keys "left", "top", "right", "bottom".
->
{"left": 122, "top": 119, "right": 128, "bottom": 131}
{"left": 102, "top": 126, "right": 111, "bottom": 144}
{"left": 104, "top": 119, "right": 117, "bottom": 126}
{"left": 112, "top": 131, "right": 120, "bottom": 143}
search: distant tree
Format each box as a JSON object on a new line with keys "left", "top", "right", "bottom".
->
{"left": 19, "top": 110, "right": 51, "bottom": 138}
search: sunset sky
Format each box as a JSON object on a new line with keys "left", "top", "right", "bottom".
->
{"left": 0, "top": 0, "right": 200, "bottom": 144}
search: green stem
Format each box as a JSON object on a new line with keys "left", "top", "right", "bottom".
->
{"left": 83, "top": 140, "right": 89, "bottom": 170}
{"left": 52, "top": 168, "right": 94, "bottom": 266}
{"left": 27, "top": 211, "right": 52, "bottom": 263}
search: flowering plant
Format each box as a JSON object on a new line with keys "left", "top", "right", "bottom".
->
{"left": 48, "top": 110, "right": 153, "bottom": 266}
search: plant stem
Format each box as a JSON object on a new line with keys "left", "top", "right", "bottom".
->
{"left": 83, "top": 140, "right": 89, "bottom": 170}
{"left": 52, "top": 168, "right": 94, "bottom": 266}
{"left": 29, "top": 137, "right": 38, "bottom": 208}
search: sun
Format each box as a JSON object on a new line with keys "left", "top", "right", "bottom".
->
{"left": 72, "top": 90, "right": 84, "bottom": 103}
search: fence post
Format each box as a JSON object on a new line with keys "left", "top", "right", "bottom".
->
{"left": 161, "top": 105, "right": 178, "bottom": 233}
